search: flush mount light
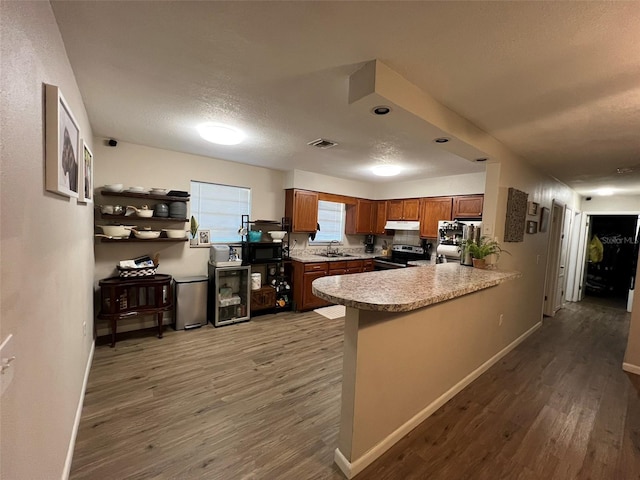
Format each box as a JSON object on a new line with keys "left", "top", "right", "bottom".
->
{"left": 197, "top": 123, "right": 246, "bottom": 145}
{"left": 433, "top": 137, "right": 450, "bottom": 144}
{"left": 372, "top": 164, "right": 402, "bottom": 177}
{"left": 371, "top": 105, "right": 391, "bottom": 116}
{"left": 595, "top": 188, "right": 615, "bottom": 196}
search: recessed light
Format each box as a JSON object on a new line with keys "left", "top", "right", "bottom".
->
{"left": 595, "top": 188, "right": 615, "bottom": 196}
{"left": 475, "top": 157, "right": 488, "bottom": 162}
{"left": 197, "top": 123, "right": 246, "bottom": 145}
{"left": 372, "top": 106, "right": 391, "bottom": 115}
{"left": 434, "top": 137, "right": 450, "bottom": 144}
{"left": 372, "top": 164, "right": 402, "bottom": 176}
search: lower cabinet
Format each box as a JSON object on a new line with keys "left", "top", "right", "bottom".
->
{"left": 251, "top": 286, "right": 277, "bottom": 313}
{"left": 292, "top": 259, "right": 374, "bottom": 311}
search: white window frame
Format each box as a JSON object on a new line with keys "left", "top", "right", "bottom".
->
{"left": 309, "top": 200, "right": 345, "bottom": 245}
{"left": 190, "top": 180, "right": 251, "bottom": 244}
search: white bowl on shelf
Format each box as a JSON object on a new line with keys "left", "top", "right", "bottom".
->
{"left": 268, "top": 231, "right": 286, "bottom": 242}
{"left": 103, "top": 184, "right": 124, "bottom": 192}
{"left": 150, "top": 188, "right": 167, "bottom": 195}
{"left": 163, "top": 229, "right": 188, "bottom": 239}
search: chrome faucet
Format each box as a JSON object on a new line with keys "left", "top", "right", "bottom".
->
{"left": 327, "top": 240, "right": 340, "bottom": 256}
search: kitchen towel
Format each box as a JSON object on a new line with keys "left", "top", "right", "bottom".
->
{"left": 313, "top": 305, "right": 346, "bottom": 320}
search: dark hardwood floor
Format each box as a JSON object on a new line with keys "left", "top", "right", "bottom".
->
{"left": 71, "top": 301, "right": 640, "bottom": 479}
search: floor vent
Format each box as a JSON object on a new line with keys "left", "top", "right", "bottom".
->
{"left": 308, "top": 138, "right": 338, "bottom": 149}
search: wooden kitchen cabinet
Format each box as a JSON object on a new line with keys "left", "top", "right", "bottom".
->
{"left": 345, "top": 259, "right": 364, "bottom": 274}
{"left": 387, "top": 199, "right": 420, "bottom": 221}
{"left": 251, "top": 286, "right": 277, "bottom": 312}
{"left": 374, "top": 201, "right": 388, "bottom": 234}
{"left": 453, "top": 195, "right": 484, "bottom": 219}
{"left": 420, "top": 197, "right": 453, "bottom": 238}
{"left": 292, "top": 261, "right": 330, "bottom": 311}
{"left": 285, "top": 189, "right": 319, "bottom": 233}
{"left": 363, "top": 259, "right": 374, "bottom": 272}
{"left": 345, "top": 199, "right": 376, "bottom": 234}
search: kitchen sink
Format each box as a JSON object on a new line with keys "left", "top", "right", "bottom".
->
{"left": 317, "top": 252, "right": 355, "bottom": 258}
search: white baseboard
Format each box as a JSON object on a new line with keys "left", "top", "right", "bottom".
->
{"left": 62, "top": 340, "right": 95, "bottom": 480}
{"left": 334, "top": 321, "right": 542, "bottom": 479}
{"left": 622, "top": 362, "right": 640, "bottom": 375}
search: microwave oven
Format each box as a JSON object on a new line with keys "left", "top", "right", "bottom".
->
{"left": 243, "top": 242, "right": 283, "bottom": 264}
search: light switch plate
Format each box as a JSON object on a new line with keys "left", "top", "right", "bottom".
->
{"left": 1, "top": 334, "right": 15, "bottom": 397}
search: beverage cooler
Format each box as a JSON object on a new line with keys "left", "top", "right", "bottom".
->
{"left": 208, "top": 262, "right": 251, "bottom": 327}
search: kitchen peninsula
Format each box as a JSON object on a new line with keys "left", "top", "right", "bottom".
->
{"left": 313, "top": 263, "right": 522, "bottom": 478}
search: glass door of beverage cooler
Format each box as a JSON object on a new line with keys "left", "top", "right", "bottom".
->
{"left": 211, "top": 265, "right": 251, "bottom": 327}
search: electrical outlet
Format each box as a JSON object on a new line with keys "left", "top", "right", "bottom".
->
{"left": 83, "top": 321, "right": 87, "bottom": 336}
{"left": 499, "top": 314, "right": 504, "bottom": 326}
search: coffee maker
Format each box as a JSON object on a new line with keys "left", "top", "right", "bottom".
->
{"left": 364, "top": 234, "right": 375, "bottom": 253}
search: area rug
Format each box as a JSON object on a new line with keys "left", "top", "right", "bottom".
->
{"left": 313, "top": 305, "right": 346, "bottom": 319}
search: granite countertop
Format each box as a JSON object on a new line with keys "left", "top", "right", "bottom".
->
{"left": 312, "top": 263, "right": 521, "bottom": 312}
{"left": 289, "top": 252, "right": 378, "bottom": 263}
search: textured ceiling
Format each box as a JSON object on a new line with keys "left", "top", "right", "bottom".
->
{"left": 51, "top": 1, "right": 640, "bottom": 194}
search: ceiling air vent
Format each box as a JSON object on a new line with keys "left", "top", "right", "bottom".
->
{"left": 308, "top": 138, "right": 338, "bottom": 149}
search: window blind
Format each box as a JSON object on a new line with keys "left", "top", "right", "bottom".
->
{"left": 310, "top": 200, "right": 345, "bottom": 244}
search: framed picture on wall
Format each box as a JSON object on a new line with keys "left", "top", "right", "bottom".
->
{"left": 527, "top": 201, "right": 539, "bottom": 216}
{"left": 198, "top": 229, "right": 211, "bottom": 246}
{"left": 45, "top": 84, "right": 80, "bottom": 198}
{"left": 78, "top": 140, "right": 93, "bottom": 204}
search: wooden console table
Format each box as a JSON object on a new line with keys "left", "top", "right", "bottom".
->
{"left": 98, "top": 274, "right": 173, "bottom": 347}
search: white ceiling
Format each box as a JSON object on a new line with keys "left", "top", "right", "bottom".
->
{"left": 51, "top": 1, "right": 640, "bottom": 195}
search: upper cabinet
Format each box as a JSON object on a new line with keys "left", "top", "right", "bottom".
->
{"left": 453, "top": 195, "right": 484, "bottom": 219}
{"left": 345, "top": 199, "right": 376, "bottom": 235}
{"left": 374, "top": 200, "right": 388, "bottom": 235}
{"left": 420, "top": 197, "right": 453, "bottom": 238}
{"left": 285, "top": 189, "right": 319, "bottom": 233}
{"left": 387, "top": 198, "right": 420, "bottom": 221}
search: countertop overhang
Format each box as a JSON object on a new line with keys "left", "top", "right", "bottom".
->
{"left": 312, "top": 263, "right": 521, "bottom": 312}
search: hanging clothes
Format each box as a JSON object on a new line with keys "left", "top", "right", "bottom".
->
{"left": 589, "top": 235, "right": 604, "bottom": 263}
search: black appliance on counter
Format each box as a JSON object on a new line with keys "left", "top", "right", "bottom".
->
{"left": 242, "top": 242, "right": 283, "bottom": 264}
{"left": 373, "top": 244, "right": 430, "bottom": 270}
{"left": 364, "top": 234, "right": 375, "bottom": 253}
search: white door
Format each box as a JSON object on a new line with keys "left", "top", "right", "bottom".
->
{"left": 543, "top": 201, "right": 566, "bottom": 317}
{"left": 553, "top": 205, "right": 571, "bottom": 312}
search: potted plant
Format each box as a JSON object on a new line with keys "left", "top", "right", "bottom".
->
{"left": 190, "top": 215, "right": 199, "bottom": 246}
{"left": 461, "top": 236, "right": 510, "bottom": 269}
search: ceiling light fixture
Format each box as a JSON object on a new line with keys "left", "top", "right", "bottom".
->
{"left": 197, "top": 123, "right": 246, "bottom": 145}
{"left": 433, "top": 137, "right": 450, "bottom": 144}
{"left": 595, "top": 188, "right": 615, "bottom": 196}
{"left": 371, "top": 106, "right": 391, "bottom": 115}
{"left": 372, "top": 164, "right": 402, "bottom": 177}
{"left": 475, "top": 157, "right": 488, "bottom": 162}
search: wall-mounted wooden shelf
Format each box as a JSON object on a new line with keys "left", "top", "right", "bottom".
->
{"left": 100, "top": 190, "right": 189, "bottom": 202}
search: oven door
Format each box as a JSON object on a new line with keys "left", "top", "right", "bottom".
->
{"left": 373, "top": 259, "right": 406, "bottom": 270}
{"left": 244, "top": 243, "right": 283, "bottom": 264}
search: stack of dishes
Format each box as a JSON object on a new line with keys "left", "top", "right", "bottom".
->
{"left": 169, "top": 201, "right": 187, "bottom": 219}
{"left": 127, "top": 186, "right": 147, "bottom": 194}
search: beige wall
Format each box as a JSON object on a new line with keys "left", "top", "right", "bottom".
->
{"left": 376, "top": 171, "right": 486, "bottom": 199}
{"left": 581, "top": 194, "right": 640, "bottom": 213}
{"left": 0, "top": 2, "right": 95, "bottom": 478}
{"left": 93, "top": 140, "right": 286, "bottom": 334}
{"left": 626, "top": 258, "right": 640, "bottom": 369}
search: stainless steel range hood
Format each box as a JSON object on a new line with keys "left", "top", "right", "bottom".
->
{"left": 384, "top": 220, "right": 420, "bottom": 231}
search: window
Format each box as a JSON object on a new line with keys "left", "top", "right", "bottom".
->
{"left": 310, "top": 200, "right": 345, "bottom": 244}
{"left": 190, "top": 180, "right": 250, "bottom": 243}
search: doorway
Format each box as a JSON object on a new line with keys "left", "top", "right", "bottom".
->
{"left": 583, "top": 215, "right": 639, "bottom": 310}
